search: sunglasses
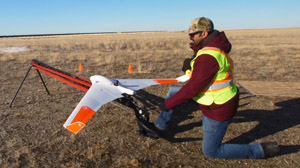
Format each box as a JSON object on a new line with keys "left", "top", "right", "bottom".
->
{"left": 189, "top": 31, "right": 202, "bottom": 38}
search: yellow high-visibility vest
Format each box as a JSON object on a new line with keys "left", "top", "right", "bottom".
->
{"left": 189, "top": 47, "right": 237, "bottom": 105}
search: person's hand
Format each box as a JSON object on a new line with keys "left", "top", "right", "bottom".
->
{"left": 159, "top": 102, "right": 169, "bottom": 112}
{"left": 182, "top": 58, "right": 191, "bottom": 72}
{"left": 189, "top": 42, "right": 199, "bottom": 55}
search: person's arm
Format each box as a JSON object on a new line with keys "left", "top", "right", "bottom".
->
{"left": 165, "top": 55, "right": 219, "bottom": 109}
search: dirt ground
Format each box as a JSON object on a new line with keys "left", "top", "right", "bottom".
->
{"left": 1, "top": 30, "right": 300, "bottom": 167}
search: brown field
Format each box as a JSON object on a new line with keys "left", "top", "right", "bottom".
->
{"left": 1, "top": 28, "right": 300, "bottom": 167}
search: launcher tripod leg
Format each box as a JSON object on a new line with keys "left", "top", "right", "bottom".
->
{"left": 9, "top": 65, "right": 33, "bottom": 107}
{"left": 35, "top": 69, "right": 50, "bottom": 95}
{"left": 8, "top": 66, "right": 51, "bottom": 108}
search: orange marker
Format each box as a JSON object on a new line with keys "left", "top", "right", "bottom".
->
{"left": 79, "top": 63, "right": 84, "bottom": 72}
{"left": 128, "top": 64, "right": 133, "bottom": 73}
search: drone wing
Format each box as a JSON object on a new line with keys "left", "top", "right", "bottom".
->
{"left": 63, "top": 77, "right": 126, "bottom": 134}
{"left": 116, "top": 74, "right": 189, "bottom": 91}
{"left": 63, "top": 74, "right": 189, "bottom": 134}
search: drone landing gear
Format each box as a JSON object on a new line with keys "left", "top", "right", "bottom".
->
{"left": 117, "top": 94, "right": 159, "bottom": 139}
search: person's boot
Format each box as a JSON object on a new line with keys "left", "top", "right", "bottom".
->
{"left": 261, "top": 142, "right": 280, "bottom": 158}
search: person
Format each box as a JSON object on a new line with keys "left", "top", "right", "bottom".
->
{"left": 153, "top": 17, "right": 280, "bottom": 159}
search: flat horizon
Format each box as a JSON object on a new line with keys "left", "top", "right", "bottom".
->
{"left": 1, "top": 27, "right": 300, "bottom": 38}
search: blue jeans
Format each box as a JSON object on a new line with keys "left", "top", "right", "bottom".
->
{"left": 202, "top": 115, "right": 264, "bottom": 159}
{"left": 155, "top": 87, "right": 265, "bottom": 159}
{"left": 154, "top": 87, "right": 181, "bottom": 130}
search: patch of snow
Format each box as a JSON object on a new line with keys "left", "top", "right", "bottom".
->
{"left": 0, "top": 46, "right": 29, "bottom": 53}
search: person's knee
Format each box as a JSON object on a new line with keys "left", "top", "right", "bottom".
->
{"left": 203, "top": 151, "right": 218, "bottom": 158}
{"left": 202, "top": 146, "right": 218, "bottom": 158}
{"left": 167, "top": 87, "right": 181, "bottom": 97}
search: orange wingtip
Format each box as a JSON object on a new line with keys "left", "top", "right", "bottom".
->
{"left": 154, "top": 79, "right": 178, "bottom": 84}
{"left": 65, "top": 122, "right": 86, "bottom": 134}
{"left": 72, "top": 106, "right": 96, "bottom": 124}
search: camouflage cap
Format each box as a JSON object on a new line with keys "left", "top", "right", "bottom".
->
{"left": 188, "top": 17, "right": 214, "bottom": 34}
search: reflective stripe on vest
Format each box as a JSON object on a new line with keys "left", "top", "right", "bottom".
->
{"left": 202, "top": 69, "right": 233, "bottom": 92}
{"left": 200, "top": 47, "right": 234, "bottom": 69}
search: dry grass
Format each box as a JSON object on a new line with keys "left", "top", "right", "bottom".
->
{"left": 225, "top": 28, "right": 300, "bottom": 82}
{"left": 1, "top": 28, "right": 299, "bottom": 81}
{"left": 1, "top": 29, "right": 300, "bottom": 167}
{"left": 0, "top": 32, "right": 190, "bottom": 76}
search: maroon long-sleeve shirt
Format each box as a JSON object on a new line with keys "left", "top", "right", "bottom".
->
{"left": 165, "top": 31, "right": 239, "bottom": 121}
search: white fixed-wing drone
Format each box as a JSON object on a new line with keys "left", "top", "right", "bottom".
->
{"left": 9, "top": 59, "right": 189, "bottom": 137}
{"left": 63, "top": 74, "right": 189, "bottom": 134}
